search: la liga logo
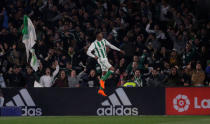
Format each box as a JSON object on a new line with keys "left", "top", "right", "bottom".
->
{"left": 167, "top": 88, "right": 210, "bottom": 115}
{"left": 173, "top": 94, "right": 190, "bottom": 112}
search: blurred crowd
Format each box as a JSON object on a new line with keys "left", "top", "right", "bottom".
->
{"left": 0, "top": 0, "right": 209, "bottom": 88}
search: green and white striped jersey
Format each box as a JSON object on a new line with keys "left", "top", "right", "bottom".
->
{"left": 87, "top": 38, "right": 120, "bottom": 59}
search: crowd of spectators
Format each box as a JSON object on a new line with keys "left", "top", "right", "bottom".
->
{"left": 0, "top": 0, "right": 209, "bottom": 88}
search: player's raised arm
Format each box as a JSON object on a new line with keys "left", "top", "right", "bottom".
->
{"left": 87, "top": 43, "right": 97, "bottom": 59}
{"left": 145, "top": 20, "right": 155, "bottom": 33}
{"left": 105, "top": 39, "right": 125, "bottom": 54}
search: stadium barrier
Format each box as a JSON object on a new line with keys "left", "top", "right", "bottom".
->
{"left": 0, "top": 88, "right": 165, "bottom": 116}
{"left": 0, "top": 87, "right": 210, "bottom": 116}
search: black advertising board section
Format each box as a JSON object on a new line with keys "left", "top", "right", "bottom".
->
{"left": 125, "top": 88, "right": 165, "bottom": 115}
{"left": 1, "top": 88, "right": 165, "bottom": 116}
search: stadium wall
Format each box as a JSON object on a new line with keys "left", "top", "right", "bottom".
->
{"left": 0, "top": 87, "right": 210, "bottom": 116}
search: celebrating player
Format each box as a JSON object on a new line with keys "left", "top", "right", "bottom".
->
{"left": 87, "top": 32, "right": 125, "bottom": 96}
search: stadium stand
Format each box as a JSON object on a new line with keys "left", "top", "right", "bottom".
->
{"left": 0, "top": 0, "right": 209, "bottom": 88}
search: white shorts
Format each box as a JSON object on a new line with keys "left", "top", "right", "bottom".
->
{"left": 97, "top": 58, "right": 112, "bottom": 72}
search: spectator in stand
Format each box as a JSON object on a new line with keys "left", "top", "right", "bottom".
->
{"left": 162, "top": 61, "right": 171, "bottom": 76}
{"left": 126, "top": 61, "right": 139, "bottom": 77}
{"left": 169, "top": 49, "right": 180, "bottom": 66}
{"left": 145, "top": 20, "right": 166, "bottom": 50}
{"left": 180, "top": 66, "right": 192, "bottom": 86}
{"left": 157, "top": 47, "right": 169, "bottom": 63}
{"left": 182, "top": 43, "right": 196, "bottom": 66}
{"left": 115, "top": 57, "right": 126, "bottom": 74}
{"left": 139, "top": 50, "right": 149, "bottom": 70}
{"left": 85, "top": 69, "right": 99, "bottom": 88}
{"left": 165, "top": 67, "right": 182, "bottom": 86}
{"left": 146, "top": 68, "right": 164, "bottom": 87}
{"left": 34, "top": 61, "right": 44, "bottom": 82}
{"left": 132, "top": 69, "right": 146, "bottom": 87}
{"left": 199, "top": 46, "right": 208, "bottom": 69}
{"left": 126, "top": 56, "right": 140, "bottom": 73}
{"left": 205, "top": 60, "right": 210, "bottom": 86}
{"left": 5, "top": 65, "right": 24, "bottom": 87}
{"left": 67, "top": 46, "right": 78, "bottom": 68}
{"left": 191, "top": 62, "right": 205, "bottom": 86}
{"left": 68, "top": 69, "right": 80, "bottom": 88}
{"left": 40, "top": 61, "right": 59, "bottom": 87}
{"left": 53, "top": 70, "right": 68, "bottom": 87}
{"left": 24, "top": 66, "right": 36, "bottom": 87}
{"left": 79, "top": 69, "right": 99, "bottom": 87}
{"left": 7, "top": 44, "right": 20, "bottom": 66}
{"left": 63, "top": 62, "right": 72, "bottom": 76}
{"left": 118, "top": 71, "right": 129, "bottom": 87}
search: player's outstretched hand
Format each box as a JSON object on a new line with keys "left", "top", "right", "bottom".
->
{"left": 120, "top": 50, "right": 125, "bottom": 55}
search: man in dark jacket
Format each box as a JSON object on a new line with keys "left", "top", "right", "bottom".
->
{"left": 165, "top": 67, "right": 182, "bottom": 86}
{"left": 24, "top": 66, "right": 36, "bottom": 87}
{"left": 6, "top": 65, "right": 24, "bottom": 87}
{"left": 146, "top": 68, "right": 164, "bottom": 87}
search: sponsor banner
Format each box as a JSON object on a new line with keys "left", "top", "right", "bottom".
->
{"left": 166, "top": 87, "right": 210, "bottom": 115}
{"left": 1, "top": 88, "right": 165, "bottom": 116}
{"left": 0, "top": 107, "right": 22, "bottom": 116}
{"left": 97, "top": 88, "right": 165, "bottom": 116}
{"left": 1, "top": 88, "right": 42, "bottom": 116}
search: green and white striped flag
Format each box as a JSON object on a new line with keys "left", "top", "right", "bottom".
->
{"left": 22, "top": 15, "right": 36, "bottom": 62}
{"left": 30, "top": 49, "right": 39, "bottom": 72}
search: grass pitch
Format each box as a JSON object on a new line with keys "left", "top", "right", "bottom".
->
{"left": 0, "top": 116, "right": 210, "bottom": 124}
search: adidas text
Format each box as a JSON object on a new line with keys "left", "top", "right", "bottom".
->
{"left": 22, "top": 106, "right": 42, "bottom": 116}
{"left": 97, "top": 106, "right": 138, "bottom": 116}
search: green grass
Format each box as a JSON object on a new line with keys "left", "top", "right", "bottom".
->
{"left": 0, "top": 116, "right": 210, "bottom": 124}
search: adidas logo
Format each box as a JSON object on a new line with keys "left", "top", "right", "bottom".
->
{"left": 97, "top": 88, "right": 139, "bottom": 116}
{"left": 5, "top": 89, "right": 42, "bottom": 116}
{"left": 6, "top": 89, "right": 35, "bottom": 106}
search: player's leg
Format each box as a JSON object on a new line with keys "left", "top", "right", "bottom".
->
{"left": 97, "top": 59, "right": 108, "bottom": 96}
{"left": 98, "top": 67, "right": 114, "bottom": 97}
{"left": 98, "top": 71, "right": 107, "bottom": 96}
{"left": 101, "top": 66, "right": 114, "bottom": 82}
{"left": 99, "top": 71, "right": 106, "bottom": 89}
{"left": 99, "top": 59, "right": 114, "bottom": 89}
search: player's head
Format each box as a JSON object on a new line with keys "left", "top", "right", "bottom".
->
{"left": 96, "top": 32, "right": 103, "bottom": 41}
